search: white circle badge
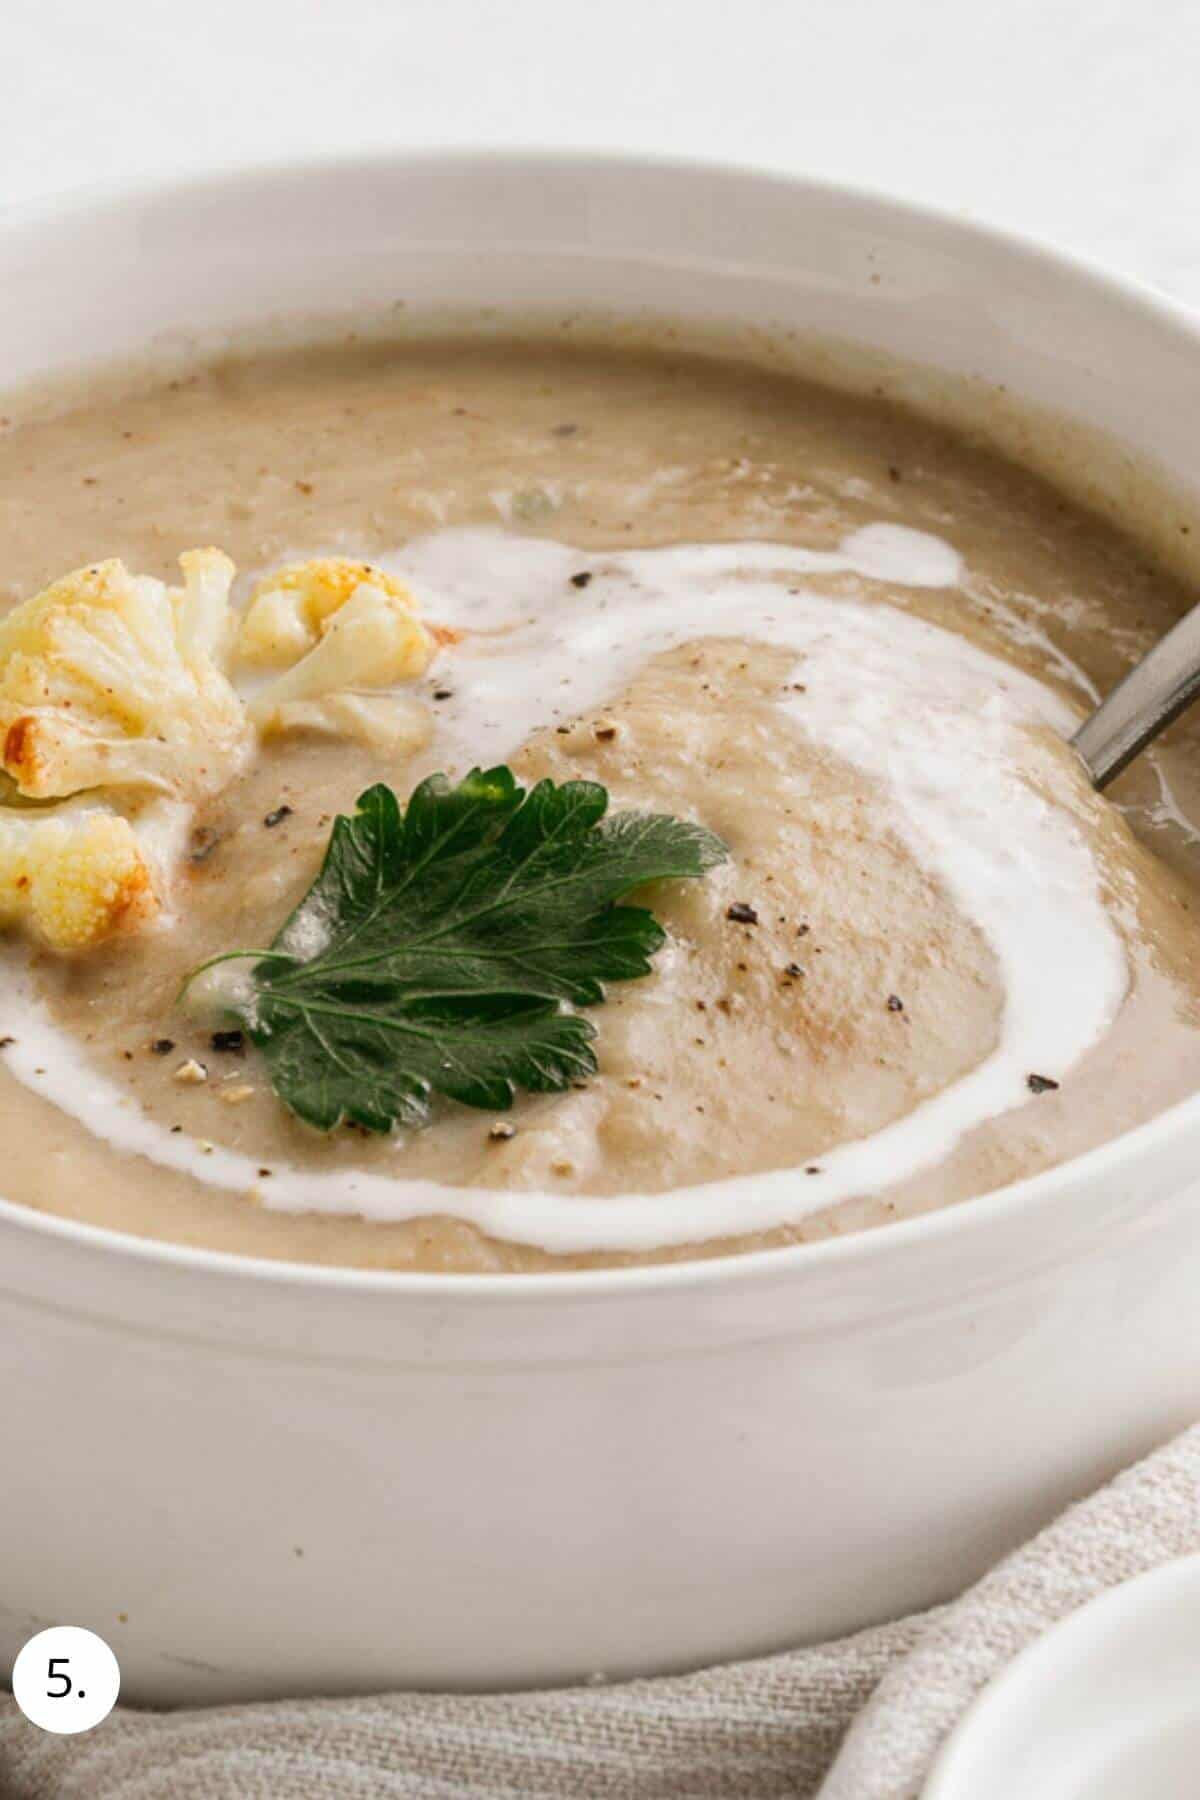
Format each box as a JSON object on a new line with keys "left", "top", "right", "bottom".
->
{"left": 12, "top": 1626, "right": 120, "bottom": 1733}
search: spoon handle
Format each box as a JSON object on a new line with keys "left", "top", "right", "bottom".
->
{"left": 1072, "top": 600, "right": 1200, "bottom": 788}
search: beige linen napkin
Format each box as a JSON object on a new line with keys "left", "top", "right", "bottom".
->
{"left": 3, "top": 1424, "right": 1198, "bottom": 1799}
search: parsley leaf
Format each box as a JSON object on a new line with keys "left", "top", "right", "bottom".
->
{"left": 202, "top": 766, "right": 727, "bottom": 1133}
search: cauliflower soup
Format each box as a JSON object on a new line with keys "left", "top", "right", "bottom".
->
{"left": 1, "top": 332, "right": 1200, "bottom": 1272}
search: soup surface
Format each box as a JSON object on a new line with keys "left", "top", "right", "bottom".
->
{"left": 2, "top": 333, "right": 1199, "bottom": 1271}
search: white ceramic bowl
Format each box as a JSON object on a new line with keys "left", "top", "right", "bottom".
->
{"left": 924, "top": 1557, "right": 1200, "bottom": 1799}
{"left": 4, "top": 152, "right": 1200, "bottom": 1707}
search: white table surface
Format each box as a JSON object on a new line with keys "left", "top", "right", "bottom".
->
{"left": 8, "top": 0, "right": 1200, "bottom": 308}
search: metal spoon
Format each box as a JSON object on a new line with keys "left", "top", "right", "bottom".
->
{"left": 1073, "top": 602, "right": 1200, "bottom": 787}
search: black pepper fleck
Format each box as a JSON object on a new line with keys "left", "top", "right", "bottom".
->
{"left": 151, "top": 1038, "right": 176, "bottom": 1056}
{"left": 784, "top": 962, "right": 804, "bottom": 978}
{"left": 263, "top": 805, "right": 294, "bottom": 829}
{"left": 805, "top": 1165, "right": 822, "bottom": 1175}
{"left": 887, "top": 995, "right": 904, "bottom": 1013}
{"left": 570, "top": 571, "right": 593, "bottom": 589}
{"left": 211, "top": 1030, "right": 245, "bottom": 1054}
{"left": 189, "top": 827, "right": 222, "bottom": 864}
{"left": 433, "top": 689, "right": 454, "bottom": 701}
{"left": 1027, "top": 1073, "right": 1060, "bottom": 1094}
{"left": 726, "top": 902, "right": 759, "bottom": 924}
{"left": 0, "top": 1035, "right": 14, "bottom": 1049}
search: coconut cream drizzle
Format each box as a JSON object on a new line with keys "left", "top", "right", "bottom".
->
{"left": 0, "top": 525, "right": 1131, "bottom": 1252}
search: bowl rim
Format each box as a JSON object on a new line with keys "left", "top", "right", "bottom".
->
{"left": 3, "top": 142, "right": 1200, "bottom": 1303}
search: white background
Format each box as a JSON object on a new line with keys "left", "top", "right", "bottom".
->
{"left": 7, "top": 0, "right": 1200, "bottom": 307}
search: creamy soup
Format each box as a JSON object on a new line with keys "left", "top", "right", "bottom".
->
{"left": 1, "top": 334, "right": 1199, "bottom": 1272}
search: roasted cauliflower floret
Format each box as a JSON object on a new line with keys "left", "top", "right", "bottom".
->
{"left": 260, "top": 692, "right": 434, "bottom": 754}
{"left": 242, "top": 562, "right": 436, "bottom": 738}
{"left": 237, "top": 558, "right": 430, "bottom": 669}
{"left": 0, "top": 550, "right": 250, "bottom": 800}
{"left": 0, "top": 808, "right": 159, "bottom": 951}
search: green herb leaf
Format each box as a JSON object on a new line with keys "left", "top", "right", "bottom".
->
{"left": 201, "top": 766, "right": 727, "bottom": 1133}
